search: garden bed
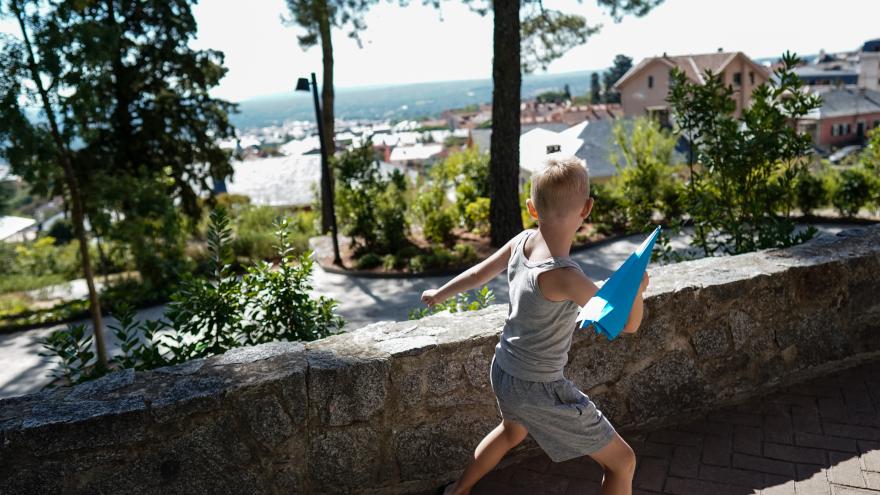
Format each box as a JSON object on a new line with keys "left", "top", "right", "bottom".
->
{"left": 309, "top": 223, "right": 625, "bottom": 278}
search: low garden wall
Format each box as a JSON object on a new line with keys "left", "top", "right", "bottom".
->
{"left": 2, "top": 225, "right": 879, "bottom": 494}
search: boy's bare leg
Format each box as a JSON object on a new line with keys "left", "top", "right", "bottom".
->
{"left": 444, "top": 420, "right": 528, "bottom": 495}
{"left": 588, "top": 432, "right": 637, "bottom": 495}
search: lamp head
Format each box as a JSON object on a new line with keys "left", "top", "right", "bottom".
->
{"left": 295, "top": 78, "right": 311, "bottom": 92}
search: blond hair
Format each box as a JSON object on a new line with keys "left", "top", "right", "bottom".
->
{"left": 530, "top": 156, "right": 590, "bottom": 219}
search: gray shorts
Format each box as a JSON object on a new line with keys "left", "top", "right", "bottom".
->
{"left": 490, "top": 356, "right": 616, "bottom": 462}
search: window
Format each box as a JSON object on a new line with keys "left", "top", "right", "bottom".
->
{"left": 648, "top": 75, "right": 654, "bottom": 89}
{"left": 831, "top": 125, "right": 837, "bottom": 137}
{"left": 546, "top": 144, "right": 561, "bottom": 154}
{"left": 846, "top": 124, "right": 852, "bottom": 135}
{"left": 733, "top": 72, "right": 742, "bottom": 85}
{"left": 749, "top": 71, "right": 755, "bottom": 85}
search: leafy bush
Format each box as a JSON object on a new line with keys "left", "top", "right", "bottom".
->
{"left": 668, "top": 52, "right": 822, "bottom": 255}
{"left": 424, "top": 208, "right": 456, "bottom": 246}
{"left": 831, "top": 167, "right": 873, "bottom": 217}
{"left": 589, "top": 183, "right": 628, "bottom": 234}
{"left": 795, "top": 169, "right": 827, "bottom": 216}
{"left": 335, "top": 141, "right": 408, "bottom": 254}
{"left": 356, "top": 252, "right": 383, "bottom": 270}
{"left": 609, "top": 117, "right": 681, "bottom": 231}
{"left": 47, "top": 219, "right": 74, "bottom": 244}
{"left": 464, "top": 197, "right": 491, "bottom": 233}
{"left": 231, "top": 204, "right": 279, "bottom": 260}
{"left": 408, "top": 286, "right": 495, "bottom": 320}
{"left": 39, "top": 208, "right": 344, "bottom": 386}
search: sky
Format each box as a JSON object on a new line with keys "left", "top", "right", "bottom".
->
{"left": 3, "top": 0, "right": 879, "bottom": 102}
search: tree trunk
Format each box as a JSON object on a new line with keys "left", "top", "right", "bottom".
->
{"left": 13, "top": 0, "right": 108, "bottom": 369}
{"left": 488, "top": 0, "right": 523, "bottom": 247}
{"left": 318, "top": 0, "right": 335, "bottom": 233}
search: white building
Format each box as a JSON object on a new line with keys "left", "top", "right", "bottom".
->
{"left": 859, "top": 39, "right": 880, "bottom": 92}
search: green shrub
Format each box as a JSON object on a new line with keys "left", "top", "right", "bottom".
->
{"left": 589, "top": 183, "right": 628, "bottom": 234}
{"left": 231, "top": 205, "right": 279, "bottom": 260}
{"left": 424, "top": 208, "right": 456, "bottom": 246}
{"left": 382, "top": 254, "right": 402, "bottom": 271}
{"left": 356, "top": 252, "right": 383, "bottom": 270}
{"left": 610, "top": 117, "right": 680, "bottom": 231}
{"left": 335, "top": 141, "right": 408, "bottom": 254}
{"left": 47, "top": 219, "right": 74, "bottom": 245}
{"left": 795, "top": 170, "right": 826, "bottom": 216}
{"left": 408, "top": 254, "right": 427, "bottom": 273}
{"left": 39, "top": 209, "right": 345, "bottom": 386}
{"left": 453, "top": 243, "right": 477, "bottom": 264}
{"left": 464, "top": 197, "right": 490, "bottom": 233}
{"left": 831, "top": 167, "right": 872, "bottom": 217}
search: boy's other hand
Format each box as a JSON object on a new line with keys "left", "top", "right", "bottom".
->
{"left": 421, "top": 289, "right": 442, "bottom": 307}
{"left": 640, "top": 272, "right": 650, "bottom": 293}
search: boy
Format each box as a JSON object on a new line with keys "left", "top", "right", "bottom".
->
{"left": 421, "top": 157, "right": 649, "bottom": 495}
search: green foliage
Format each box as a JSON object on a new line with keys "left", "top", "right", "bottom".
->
{"left": 414, "top": 148, "right": 490, "bottom": 245}
{"left": 46, "top": 219, "right": 74, "bottom": 245}
{"left": 609, "top": 117, "right": 680, "bottom": 231}
{"left": 356, "top": 252, "right": 383, "bottom": 270}
{"left": 423, "top": 208, "right": 457, "bottom": 247}
{"left": 535, "top": 90, "right": 569, "bottom": 104}
{"left": 38, "top": 323, "right": 98, "bottom": 385}
{"left": 39, "top": 209, "right": 344, "bottom": 385}
{"left": 830, "top": 166, "right": 873, "bottom": 217}
{"left": 795, "top": 168, "right": 827, "bottom": 216}
{"left": 601, "top": 54, "right": 633, "bottom": 103}
{"left": 231, "top": 205, "right": 280, "bottom": 260}
{"left": 408, "top": 286, "right": 496, "bottom": 320}
{"left": 0, "top": 0, "right": 236, "bottom": 336}
{"left": 667, "top": 52, "right": 822, "bottom": 255}
{"left": 334, "top": 141, "right": 408, "bottom": 254}
{"left": 588, "top": 183, "right": 628, "bottom": 234}
{"left": 464, "top": 197, "right": 491, "bottom": 234}
{"left": 241, "top": 218, "right": 343, "bottom": 344}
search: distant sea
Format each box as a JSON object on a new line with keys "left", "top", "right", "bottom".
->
{"left": 230, "top": 70, "right": 597, "bottom": 130}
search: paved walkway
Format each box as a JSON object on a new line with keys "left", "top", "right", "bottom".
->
{"left": 472, "top": 360, "right": 880, "bottom": 494}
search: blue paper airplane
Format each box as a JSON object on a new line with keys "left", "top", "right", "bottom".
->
{"left": 577, "top": 226, "right": 661, "bottom": 340}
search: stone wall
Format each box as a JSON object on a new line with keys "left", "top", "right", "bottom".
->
{"left": 1, "top": 226, "right": 879, "bottom": 494}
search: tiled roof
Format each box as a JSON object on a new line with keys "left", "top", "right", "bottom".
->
{"left": 805, "top": 88, "right": 880, "bottom": 119}
{"left": 615, "top": 52, "right": 768, "bottom": 89}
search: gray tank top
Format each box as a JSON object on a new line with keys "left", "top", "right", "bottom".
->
{"left": 494, "top": 229, "right": 584, "bottom": 382}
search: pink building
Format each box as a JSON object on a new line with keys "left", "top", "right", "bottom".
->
{"left": 797, "top": 87, "right": 880, "bottom": 149}
{"left": 614, "top": 51, "right": 770, "bottom": 121}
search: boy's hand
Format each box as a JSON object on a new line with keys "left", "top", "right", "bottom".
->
{"left": 421, "top": 289, "right": 443, "bottom": 307}
{"left": 639, "top": 272, "right": 650, "bottom": 293}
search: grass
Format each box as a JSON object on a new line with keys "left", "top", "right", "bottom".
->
{"left": 0, "top": 274, "right": 68, "bottom": 294}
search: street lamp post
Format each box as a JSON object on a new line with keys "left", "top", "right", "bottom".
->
{"left": 296, "top": 73, "right": 342, "bottom": 266}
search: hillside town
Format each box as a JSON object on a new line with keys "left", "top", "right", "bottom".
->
{"left": 3, "top": 39, "right": 879, "bottom": 242}
{"left": 199, "top": 40, "right": 880, "bottom": 208}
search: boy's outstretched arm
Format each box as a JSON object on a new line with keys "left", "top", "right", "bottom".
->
{"left": 421, "top": 235, "right": 518, "bottom": 306}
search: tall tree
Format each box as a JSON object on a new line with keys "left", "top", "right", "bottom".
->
{"left": 0, "top": 0, "right": 108, "bottom": 368}
{"left": 0, "top": 0, "right": 236, "bottom": 369}
{"left": 590, "top": 71, "right": 601, "bottom": 104}
{"left": 602, "top": 53, "right": 633, "bottom": 103}
{"left": 56, "top": 0, "right": 236, "bottom": 291}
{"left": 284, "top": 0, "right": 380, "bottom": 232}
{"left": 467, "top": 1, "right": 662, "bottom": 246}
